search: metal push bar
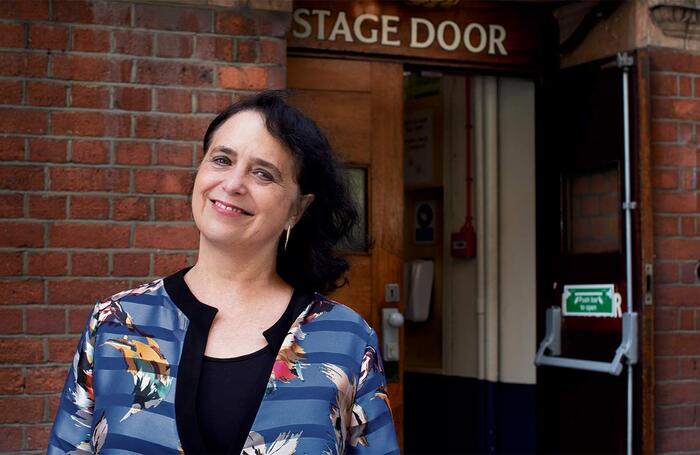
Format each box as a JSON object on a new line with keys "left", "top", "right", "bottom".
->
{"left": 534, "top": 307, "right": 638, "bottom": 376}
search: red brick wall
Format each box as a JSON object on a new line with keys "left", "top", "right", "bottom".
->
{"left": 650, "top": 47, "right": 700, "bottom": 453}
{"left": 0, "top": 0, "right": 287, "bottom": 451}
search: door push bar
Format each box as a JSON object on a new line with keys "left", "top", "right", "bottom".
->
{"left": 534, "top": 307, "right": 638, "bottom": 376}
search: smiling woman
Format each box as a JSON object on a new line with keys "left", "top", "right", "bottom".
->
{"left": 48, "top": 91, "right": 400, "bottom": 455}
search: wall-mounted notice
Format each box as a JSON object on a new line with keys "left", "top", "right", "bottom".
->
{"left": 562, "top": 284, "right": 622, "bottom": 318}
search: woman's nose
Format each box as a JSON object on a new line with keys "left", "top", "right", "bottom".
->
{"left": 221, "top": 168, "right": 248, "bottom": 195}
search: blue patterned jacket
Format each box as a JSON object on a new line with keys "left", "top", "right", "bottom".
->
{"left": 48, "top": 266, "right": 399, "bottom": 454}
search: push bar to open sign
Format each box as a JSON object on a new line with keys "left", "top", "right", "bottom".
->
{"left": 534, "top": 307, "right": 638, "bottom": 376}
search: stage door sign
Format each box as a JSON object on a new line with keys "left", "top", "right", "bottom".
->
{"left": 288, "top": 0, "right": 552, "bottom": 72}
{"left": 562, "top": 284, "right": 622, "bottom": 318}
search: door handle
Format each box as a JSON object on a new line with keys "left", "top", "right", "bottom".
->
{"left": 382, "top": 308, "right": 404, "bottom": 361}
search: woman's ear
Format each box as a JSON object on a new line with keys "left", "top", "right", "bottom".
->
{"left": 296, "top": 193, "right": 315, "bottom": 220}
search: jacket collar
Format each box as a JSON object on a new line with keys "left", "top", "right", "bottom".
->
{"left": 163, "top": 265, "right": 314, "bottom": 454}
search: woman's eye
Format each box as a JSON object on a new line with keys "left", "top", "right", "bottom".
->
{"left": 253, "top": 169, "right": 274, "bottom": 181}
{"left": 211, "top": 156, "right": 230, "bottom": 165}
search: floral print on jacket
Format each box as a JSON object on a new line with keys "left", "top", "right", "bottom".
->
{"left": 48, "top": 270, "right": 400, "bottom": 454}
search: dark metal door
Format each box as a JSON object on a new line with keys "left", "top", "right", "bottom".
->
{"left": 536, "top": 56, "right": 641, "bottom": 454}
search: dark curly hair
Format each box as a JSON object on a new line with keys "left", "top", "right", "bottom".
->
{"left": 199, "top": 90, "right": 359, "bottom": 294}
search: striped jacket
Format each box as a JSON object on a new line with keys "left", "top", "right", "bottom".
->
{"left": 48, "top": 266, "right": 399, "bottom": 454}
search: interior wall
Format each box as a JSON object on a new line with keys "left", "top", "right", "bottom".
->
{"left": 442, "top": 76, "right": 478, "bottom": 378}
{"left": 498, "top": 78, "right": 537, "bottom": 385}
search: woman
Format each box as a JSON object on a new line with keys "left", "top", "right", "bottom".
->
{"left": 48, "top": 91, "right": 399, "bottom": 454}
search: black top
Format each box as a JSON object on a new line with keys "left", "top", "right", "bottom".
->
{"left": 197, "top": 346, "right": 276, "bottom": 454}
{"left": 162, "top": 265, "right": 313, "bottom": 454}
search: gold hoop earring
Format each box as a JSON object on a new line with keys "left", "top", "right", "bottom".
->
{"left": 284, "top": 224, "right": 293, "bottom": 251}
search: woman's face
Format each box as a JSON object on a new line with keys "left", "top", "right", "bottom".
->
{"left": 191, "top": 110, "right": 313, "bottom": 252}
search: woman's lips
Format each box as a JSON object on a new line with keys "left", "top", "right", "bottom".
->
{"left": 210, "top": 199, "right": 253, "bottom": 216}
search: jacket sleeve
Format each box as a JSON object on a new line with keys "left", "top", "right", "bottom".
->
{"left": 47, "top": 301, "right": 99, "bottom": 454}
{"left": 348, "top": 327, "right": 400, "bottom": 455}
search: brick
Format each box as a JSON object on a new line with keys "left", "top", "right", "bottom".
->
{"left": 0, "top": 308, "right": 23, "bottom": 333}
{"left": 26, "top": 307, "right": 66, "bottom": 334}
{"left": 112, "top": 196, "right": 150, "bottom": 221}
{"left": 656, "top": 285, "right": 700, "bottom": 305}
{"left": 115, "top": 142, "right": 151, "bottom": 165}
{"left": 136, "top": 60, "right": 213, "bottom": 86}
{"left": 0, "top": 108, "right": 47, "bottom": 134}
{"left": 72, "top": 140, "right": 109, "bottom": 164}
{"left": 154, "top": 253, "right": 190, "bottom": 276}
{"left": 134, "top": 224, "right": 199, "bottom": 249}
{"left": 28, "top": 138, "right": 68, "bottom": 162}
{"left": 156, "top": 33, "right": 193, "bottom": 58}
{"left": 0, "top": 136, "right": 24, "bottom": 161}
{"left": 679, "top": 357, "right": 700, "bottom": 379}
{"left": 656, "top": 405, "right": 695, "bottom": 429}
{"left": 25, "top": 366, "right": 68, "bottom": 393}
{"left": 134, "top": 169, "right": 197, "bottom": 194}
{"left": 72, "top": 27, "right": 111, "bottom": 52}
{"left": 0, "top": 397, "right": 43, "bottom": 423}
{"left": 260, "top": 38, "right": 285, "bottom": 64}
{"left": 28, "top": 194, "right": 66, "bottom": 219}
{"left": 218, "top": 65, "right": 285, "bottom": 90}
{"left": 0, "top": 193, "right": 24, "bottom": 218}
{"left": 0, "top": 22, "right": 23, "bottom": 48}
{"left": 28, "top": 252, "right": 67, "bottom": 276}
{"left": 0, "top": 53, "right": 47, "bottom": 77}
{"left": 679, "top": 122, "right": 694, "bottom": 143}
{"left": 134, "top": 114, "right": 211, "bottom": 141}
{"left": 680, "top": 308, "right": 695, "bottom": 330}
{"left": 0, "top": 368, "right": 24, "bottom": 394}
{"left": 48, "top": 336, "right": 80, "bottom": 363}
{"left": 155, "top": 197, "right": 192, "bottom": 221}
{"left": 651, "top": 73, "right": 676, "bottom": 96}
{"left": 236, "top": 39, "right": 258, "bottom": 62}
{"left": 49, "top": 167, "right": 129, "bottom": 192}
{"left": 28, "top": 24, "right": 68, "bottom": 50}
{"left": 651, "top": 121, "right": 677, "bottom": 143}
{"left": 135, "top": 3, "right": 212, "bottom": 32}
{"left": 53, "top": 0, "right": 131, "bottom": 26}
{"left": 196, "top": 90, "right": 232, "bottom": 113}
{"left": 682, "top": 215, "right": 697, "bottom": 236}
{"left": 70, "top": 84, "right": 110, "bottom": 108}
{"left": 653, "top": 169, "right": 679, "bottom": 190}
{"left": 0, "top": 221, "right": 43, "bottom": 248}
{"left": 71, "top": 252, "right": 108, "bottom": 276}
{"left": 680, "top": 75, "right": 693, "bottom": 96}
{"left": 68, "top": 306, "right": 93, "bottom": 332}
{"left": 113, "top": 252, "right": 150, "bottom": 276}
{"left": 0, "top": 0, "right": 49, "bottom": 20}
{"left": 652, "top": 145, "right": 696, "bottom": 166}
{"left": 156, "top": 88, "right": 192, "bottom": 113}
{"left": 657, "top": 380, "right": 700, "bottom": 405}
{"left": 0, "top": 278, "right": 44, "bottom": 304}
{"left": 48, "top": 279, "right": 130, "bottom": 306}
{"left": 216, "top": 11, "right": 257, "bottom": 35}
{"left": 53, "top": 55, "right": 132, "bottom": 82}
{"left": 650, "top": 48, "right": 700, "bottom": 72}
{"left": 0, "top": 339, "right": 43, "bottom": 363}
{"left": 682, "top": 261, "right": 700, "bottom": 283}
{"left": 114, "top": 30, "right": 153, "bottom": 56}
{"left": 653, "top": 192, "right": 698, "bottom": 213}
{"left": 115, "top": 86, "right": 151, "bottom": 111}
{"left": 26, "top": 425, "right": 52, "bottom": 450}
{"left": 657, "top": 428, "right": 700, "bottom": 453}
{"left": 257, "top": 11, "right": 289, "bottom": 37}
{"left": 48, "top": 223, "right": 130, "bottom": 248}
{"left": 0, "top": 80, "right": 22, "bottom": 104}
{"left": 656, "top": 263, "right": 679, "bottom": 284}
{"left": 658, "top": 238, "right": 700, "bottom": 259}
{"left": 655, "top": 215, "right": 679, "bottom": 236}
{"left": 0, "top": 251, "right": 23, "bottom": 275}
{"left": 653, "top": 98, "right": 700, "bottom": 121}
{"left": 194, "top": 35, "right": 233, "bottom": 62}
{"left": 0, "top": 166, "right": 43, "bottom": 190}
{"left": 157, "top": 142, "right": 193, "bottom": 166}
{"left": 0, "top": 427, "right": 21, "bottom": 451}
{"left": 69, "top": 194, "right": 109, "bottom": 219}
{"left": 657, "top": 357, "right": 678, "bottom": 380}
{"left": 52, "top": 111, "right": 130, "bottom": 137}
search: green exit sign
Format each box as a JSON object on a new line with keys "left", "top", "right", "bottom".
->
{"left": 562, "top": 284, "right": 621, "bottom": 317}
